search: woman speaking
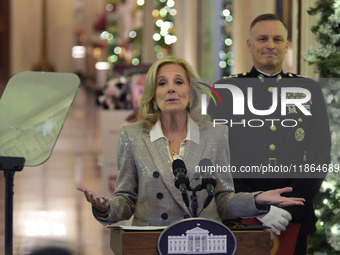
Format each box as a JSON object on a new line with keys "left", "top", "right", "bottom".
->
{"left": 78, "top": 57, "right": 304, "bottom": 226}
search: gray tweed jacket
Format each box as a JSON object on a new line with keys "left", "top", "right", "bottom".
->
{"left": 95, "top": 121, "right": 265, "bottom": 226}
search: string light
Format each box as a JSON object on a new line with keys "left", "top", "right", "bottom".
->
{"left": 108, "top": 55, "right": 118, "bottom": 63}
{"left": 226, "top": 15, "right": 233, "bottom": 22}
{"left": 156, "top": 19, "right": 164, "bottom": 27}
{"left": 136, "top": 0, "right": 145, "bottom": 6}
{"left": 222, "top": 9, "right": 230, "bottom": 17}
{"left": 106, "top": 4, "right": 114, "bottom": 11}
{"left": 331, "top": 225, "right": 340, "bottom": 235}
{"left": 132, "top": 58, "right": 140, "bottom": 65}
{"left": 321, "top": 180, "right": 336, "bottom": 192}
{"left": 227, "top": 59, "right": 234, "bottom": 66}
{"left": 333, "top": 0, "right": 340, "bottom": 8}
{"left": 153, "top": 33, "right": 161, "bottom": 41}
{"left": 152, "top": 9, "right": 160, "bottom": 18}
{"left": 219, "top": 0, "right": 233, "bottom": 75}
{"left": 219, "top": 61, "right": 227, "bottom": 69}
{"left": 169, "top": 9, "right": 177, "bottom": 16}
{"left": 129, "top": 31, "right": 137, "bottom": 38}
{"left": 167, "top": 0, "right": 175, "bottom": 8}
{"left": 224, "top": 38, "right": 233, "bottom": 46}
{"left": 153, "top": 0, "right": 177, "bottom": 57}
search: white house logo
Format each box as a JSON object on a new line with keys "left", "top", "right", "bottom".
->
{"left": 158, "top": 218, "right": 236, "bottom": 255}
{"left": 168, "top": 224, "right": 227, "bottom": 254}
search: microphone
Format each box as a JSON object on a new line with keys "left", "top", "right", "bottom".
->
{"left": 199, "top": 158, "right": 217, "bottom": 208}
{"left": 172, "top": 159, "right": 190, "bottom": 207}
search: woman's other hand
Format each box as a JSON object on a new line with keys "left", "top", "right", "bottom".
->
{"left": 77, "top": 186, "right": 109, "bottom": 214}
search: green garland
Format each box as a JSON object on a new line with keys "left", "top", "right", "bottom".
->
{"left": 305, "top": 0, "right": 340, "bottom": 254}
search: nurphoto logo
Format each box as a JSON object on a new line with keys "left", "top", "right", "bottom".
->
{"left": 196, "top": 82, "right": 222, "bottom": 115}
{"left": 198, "top": 80, "right": 312, "bottom": 129}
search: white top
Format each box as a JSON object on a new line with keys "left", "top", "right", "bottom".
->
{"left": 150, "top": 116, "right": 199, "bottom": 160}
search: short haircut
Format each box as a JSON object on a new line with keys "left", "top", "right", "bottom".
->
{"left": 250, "top": 13, "right": 288, "bottom": 38}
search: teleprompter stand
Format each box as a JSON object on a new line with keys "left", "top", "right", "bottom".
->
{"left": 0, "top": 156, "right": 25, "bottom": 255}
{"left": 0, "top": 71, "right": 80, "bottom": 255}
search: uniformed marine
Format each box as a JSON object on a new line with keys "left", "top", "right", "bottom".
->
{"left": 217, "top": 12, "right": 331, "bottom": 254}
{"left": 208, "top": 66, "right": 331, "bottom": 254}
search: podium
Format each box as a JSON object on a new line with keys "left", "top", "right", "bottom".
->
{"left": 110, "top": 228, "right": 271, "bottom": 255}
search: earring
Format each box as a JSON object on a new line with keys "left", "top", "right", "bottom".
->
{"left": 153, "top": 103, "right": 159, "bottom": 111}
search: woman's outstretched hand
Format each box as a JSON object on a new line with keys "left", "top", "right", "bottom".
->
{"left": 77, "top": 186, "right": 109, "bottom": 214}
{"left": 254, "top": 187, "right": 305, "bottom": 208}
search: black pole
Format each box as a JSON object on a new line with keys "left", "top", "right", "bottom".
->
{"left": 189, "top": 184, "right": 204, "bottom": 218}
{"left": 0, "top": 156, "right": 25, "bottom": 255}
{"left": 4, "top": 171, "right": 14, "bottom": 255}
{"left": 191, "top": 191, "right": 198, "bottom": 217}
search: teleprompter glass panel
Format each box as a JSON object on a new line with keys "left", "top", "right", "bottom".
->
{"left": 0, "top": 72, "right": 80, "bottom": 166}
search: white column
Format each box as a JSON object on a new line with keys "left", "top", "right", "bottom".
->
{"left": 289, "top": 0, "right": 299, "bottom": 73}
{"left": 10, "top": 0, "right": 41, "bottom": 74}
{"left": 141, "top": 0, "right": 155, "bottom": 63}
{"left": 173, "top": 0, "right": 198, "bottom": 71}
{"left": 199, "top": 0, "right": 223, "bottom": 81}
{"left": 201, "top": 235, "right": 203, "bottom": 252}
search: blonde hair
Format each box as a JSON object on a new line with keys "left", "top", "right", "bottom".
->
{"left": 138, "top": 56, "right": 209, "bottom": 132}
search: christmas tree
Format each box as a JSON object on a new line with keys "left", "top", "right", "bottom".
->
{"left": 304, "top": 0, "right": 340, "bottom": 254}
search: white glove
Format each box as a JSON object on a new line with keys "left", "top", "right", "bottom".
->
{"left": 256, "top": 205, "right": 292, "bottom": 237}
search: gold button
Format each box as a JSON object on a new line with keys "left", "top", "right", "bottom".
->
{"left": 298, "top": 118, "right": 303, "bottom": 122}
{"left": 270, "top": 125, "right": 277, "bottom": 131}
{"left": 269, "top": 144, "right": 276, "bottom": 151}
{"left": 268, "top": 87, "right": 273, "bottom": 93}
